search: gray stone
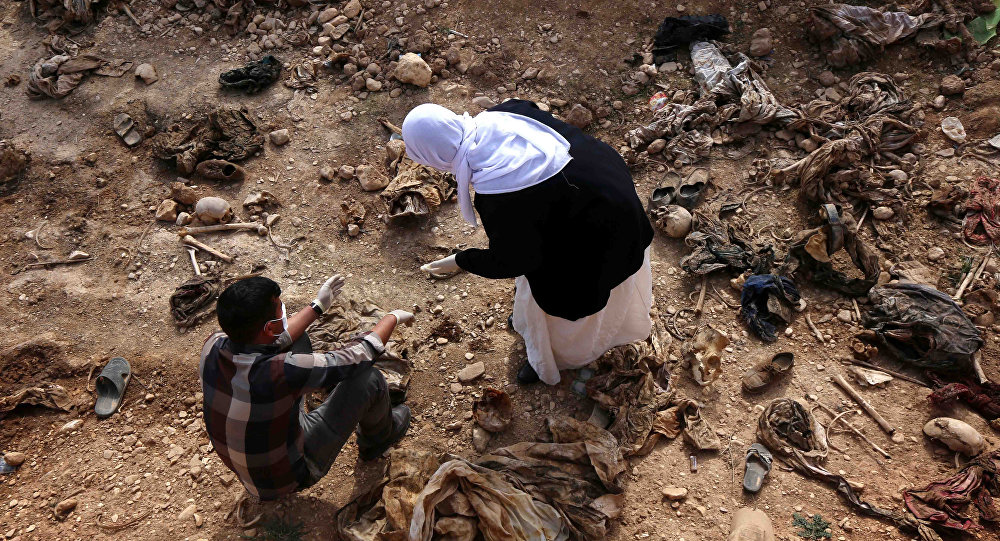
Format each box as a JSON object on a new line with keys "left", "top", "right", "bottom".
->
{"left": 927, "top": 247, "right": 945, "bottom": 261}
{"left": 818, "top": 70, "right": 836, "bottom": 87}
{"left": 342, "top": 0, "right": 362, "bottom": 18}
{"left": 472, "top": 96, "right": 496, "bottom": 108}
{"left": 135, "top": 63, "right": 159, "bottom": 84}
{"left": 872, "top": 206, "right": 894, "bottom": 220}
{"left": 564, "top": 104, "right": 593, "bottom": 129}
{"left": 749, "top": 28, "right": 772, "bottom": 57}
{"left": 837, "top": 309, "right": 853, "bottom": 323}
{"left": 457, "top": 361, "right": 485, "bottom": 383}
{"left": 269, "top": 129, "right": 290, "bottom": 146}
{"left": 940, "top": 75, "right": 965, "bottom": 96}
{"left": 394, "top": 53, "right": 432, "bottom": 87}
{"left": 662, "top": 486, "right": 688, "bottom": 500}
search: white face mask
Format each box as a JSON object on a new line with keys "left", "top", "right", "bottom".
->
{"left": 279, "top": 302, "right": 288, "bottom": 335}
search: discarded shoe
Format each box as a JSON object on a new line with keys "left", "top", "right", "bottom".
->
{"left": 728, "top": 508, "right": 775, "bottom": 541}
{"left": 219, "top": 55, "right": 281, "bottom": 94}
{"left": 741, "top": 352, "right": 794, "bottom": 393}
{"left": 195, "top": 159, "right": 245, "bottom": 182}
{"left": 113, "top": 113, "right": 142, "bottom": 147}
{"left": 95, "top": 357, "right": 131, "bottom": 419}
{"left": 675, "top": 167, "right": 709, "bottom": 209}
{"left": 516, "top": 360, "right": 540, "bottom": 385}
{"left": 358, "top": 405, "right": 411, "bottom": 461}
{"left": 742, "top": 443, "right": 773, "bottom": 493}
{"left": 649, "top": 171, "right": 681, "bottom": 209}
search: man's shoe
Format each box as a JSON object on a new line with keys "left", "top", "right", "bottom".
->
{"left": 516, "top": 361, "right": 540, "bottom": 385}
{"left": 359, "top": 405, "right": 411, "bottom": 461}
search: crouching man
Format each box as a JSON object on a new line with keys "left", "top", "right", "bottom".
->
{"left": 199, "top": 274, "right": 412, "bottom": 500}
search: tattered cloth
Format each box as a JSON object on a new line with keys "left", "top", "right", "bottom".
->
{"left": 862, "top": 283, "right": 983, "bottom": 374}
{"left": 652, "top": 15, "right": 730, "bottom": 57}
{"left": 626, "top": 41, "right": 797, "bottom": 162}
{"left": 0, "top": 383, "right": 74, "bottom": 416}
{"left": 336, "top": 416, "right": 625, "bottom": 541}
{"left": 808, "top": 4, "right": 961, "bottom": 67}
{"left": 219, "top": 55, "right": 282, "bottom": 94}
{"left": 169, "top": 276, "right": 220, "bottom": 328}
{"left": 780, "top": 204, "right": 880, "bottom": 297}
{"left": 680, "top": 211, "right": 774, "bottom": 276}
{"left": 904, "top": 450, "right": 1000, "bottom": 533}
{"left": 150, "top": 107, "right": 264, "bottom": 175}
{"left": 740, "top": 274, "right": 801, "bottom": 342}
{"left": 29, "top": 0, "right": 103, "bottom": 33}
{"left": 381, "top": 139, "right": 457, "bottom": 220}
{"left": 0, "top": 140, "right": 30, "bottom": 188}
{"left": 927, "top": 373, "right": 1000, "bottom": 424}
{"left": 586, "top": 335, "right": 722, "bottom": 455}
{"left": 962, "top": 177, "right": 1000, "bottom": 246}
{"left": 26, "top": 54, "right": 102, "bottom": 99}
{"left": 758, "top": 399, "right": 939, "bottom": 539}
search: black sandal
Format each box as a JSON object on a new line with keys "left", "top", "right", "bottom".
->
{"left": 95, "top": 357, "right": 132, "bottom": 419}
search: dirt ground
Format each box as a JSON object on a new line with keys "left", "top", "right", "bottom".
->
{"left": 2, "top": 0, "right": 999, "bottom": 539}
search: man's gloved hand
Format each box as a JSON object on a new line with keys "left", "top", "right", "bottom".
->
{"left": 388, "top": 309, "right": 415, "bottom": 326}
{"left": 420, "top": 254, "right": 461, "bottom": 277}
{"left": 313, "top": 274, "right": 345, "bottom": 313}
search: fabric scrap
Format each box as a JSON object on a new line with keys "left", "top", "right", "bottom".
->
{"left": 26, "top": 54, "right": 102, "bottom": 99}
{"left": 0, "top": 383, "right": 74, "bottom": 416}
{"left": 903, "top": 450, "right": 1000, "bottom": 532}
{"left": 862, "top": 283, "right": 983, "bottom": 374}
{"left": 927, "top": 373, "right": 1000, "bottom": 422}
{"left": 740, "top": 274, "right": 801, "bottom": 342}
{"left": 219, "top": 55, "right": 281, "bottom": 93}
{"left": 681, "top": 211, "right": 774, "bottom": 276}
{"left": 808, "top": 4, "right": 960, "bottom": 67}
{"left": 150, "top": 107, "right": 265, "bottom": 175}
{"left": 169, "top": 276, "right": 220, "bottom": 328}
{"left": 653, "top": 15, "right": 730, "bottom": 58}
{"left": 962, "top": 177, "right": 1000, "bottom": 246}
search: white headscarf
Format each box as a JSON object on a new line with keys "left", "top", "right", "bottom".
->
{"left": 401, "top": 103, "right": 572, "bottom": 225}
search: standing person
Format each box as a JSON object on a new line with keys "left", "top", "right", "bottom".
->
{"left": 403, "top": 99, "right": 654, "bottom": 385}
{"left": 199, "top": 274, "right": 413, "bottom": 500}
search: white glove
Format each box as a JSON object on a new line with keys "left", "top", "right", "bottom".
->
{"left": 420, "top": 254, "right": 461, "bottom": 277}
{"left": 312, "top": 274, "right": 345, "bottom": 313}
{"left": 389, "top": 309, "right": 415, "bottom": 325}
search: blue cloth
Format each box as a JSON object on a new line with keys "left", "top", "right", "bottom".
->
{"left": 740, "top": 274, "right": 801, "bottom": 342}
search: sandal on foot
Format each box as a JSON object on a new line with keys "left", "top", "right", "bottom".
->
{"left": 649, "top": 172, "right": 682, "bottom": 210}
{"left": 516, "top": 360, "right": 540, "bottom": 385}
{"left": 95, "top": 357, "right": 132, "bottom": 419}
{"left": 742, "top": 443, "right": 773, "bottom": 493}
{"left": 675, "top": 167, "right": 709, "bottom": 209}
{"left": 741, "top": 352, "right": 794, "bottom": 393}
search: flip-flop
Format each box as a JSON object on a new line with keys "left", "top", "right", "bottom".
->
{"left": 113, "top": 113, "right": 142, "bottom": 147}
{"left": 95, "top": 357, "right": 131, "bottom": 419}
{"left": 742, "top": 443, "right": 773, "bottom": 493}
{"left": 649, "top": 172, "right": 682, "bottom": 209}
{"left": 676, "top": 167, "right": 710, "bottom": 209}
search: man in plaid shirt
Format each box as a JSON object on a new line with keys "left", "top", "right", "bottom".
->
{"left": 199, "top": 274, "right": 412, "bottom": 500}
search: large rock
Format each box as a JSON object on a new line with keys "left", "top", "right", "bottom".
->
{"left": 564, "top": 104, "right": 593, "bottom": 129}
{"left": 170, "top": 181, "right": 198, "bottom": 205}
{"left": 940, "top": 75, "right": 965, "bottom": 96}
{"left": 357, "top": 165, "right": 388, "bottom": 191}
{"left": 457, "top": 361, "right": 485, "bottom": 383}
{"left": 135, "top": 63, "right": 158, "bottom": 85}
{"left": 394, "top": 53, "right": 432, "bottom": 87}
{"left": 342, "top": 0, "right": 362, "bottom": 18}
{"left": 269, "top": 129, "right": 290, "bottom": 146}
{"left": 749, "top": 28, "right": 772, "bottom": 57}
{"left": 156, "top": 199, "right": 179, "bottom": 222}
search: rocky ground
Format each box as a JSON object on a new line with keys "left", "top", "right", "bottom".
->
{"left": 2, "top": 0, "right": 1000, "bottom": 540}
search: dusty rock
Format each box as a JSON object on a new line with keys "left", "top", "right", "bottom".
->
{"left": 872, "top": 206, "right": 894, "bottom": 220}
{"left": 818, "top": 70, "right": 836, "bottom": 87}
{"left": 939, "top": 75, "right": 965, "bottom": 96}
{"left": 135, "top": 63, "right": 158, "bottom": 84}
{"left": 347, "top": 223, "right": 360, "bottom": 237}
{"left": 342, "top": 0, "right": 362, "bottom": 18}
{"left": 394, "top": 53, "right": 432, "bottom": 87}
{"left": 932, "top": 95, "right": 946, "bottom": 109}
{"left": 472, "top": 425, "right": 490, "bottom": 452}
{"left": 338, "top": 165, "right": 356, "bottom": 180}
{"left": 178, "top": 504, "right": 197, "bottom": 522}
{"left": 457, "top": 361, "right": 485, "bottom": 383}
{"left": 54, "top": 498, "right": 77, "bottom": 517}
{"left": 175, "top": 212, "right": 192, "bottom": 226}
{"left": 58, "top": 419, "right": 82, "bottom": 433}
{"left": 170, "top": 181, "right": 198, "bottom": 205}
{"left": 472, "top": 96, "right": 496, "bottom": 109}
{"left": 564, "top": 104, "right": 593, "bottom": 129}
{"left": 320, "top": 165, "right": 336, "bottom": 181}
{"left": 189, "top": 455, "right": 202, "bottom": 478}
{"left": 927, "top": 246, "right": 945, "bottom": 261}
{"left": 837, "top": 309, "right": 852, "bottom": 323}
{"left": 269, "top": 129, "right": 290, "bottom": 146}
{"left": 3, "top": 452, "right": 26, "bottom": 467}
{"left": 317, "top": 7, "right": 338, "bottom": 24}
{"left": 357, "top": 165, "right": 387, "bottom": 191}
{"left": 662, "top": 486, "right": 688, "bottom": 500}
{"left": 886, "top": 169, "right": 907, "bottom": 184}
{"left": 156, "top": 199, "right": 179, "bottom": 222}
{"left": 647, "top": 139, "right": 667, "bottom": 154}
{"left": 365, "top": 78, "right": 383, "bottom": 92}
{"left": 749, "top": 28, "right": 772, "bottom": 57}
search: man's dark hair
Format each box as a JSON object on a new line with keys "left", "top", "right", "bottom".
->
{"left": 217, "top": 277, "right": 281, "bottom": 343}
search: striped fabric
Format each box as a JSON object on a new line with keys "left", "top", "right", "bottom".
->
{"left": 199, "top": 330, "right": 383, "bottom": 499}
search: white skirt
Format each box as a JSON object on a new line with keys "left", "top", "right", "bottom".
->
{"left": 512, "top": 248, "right": 653, "bottom": 385}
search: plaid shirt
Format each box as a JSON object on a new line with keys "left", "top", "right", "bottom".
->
{"left": 199, "top": 330, "right": 384, "bottom": 500}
